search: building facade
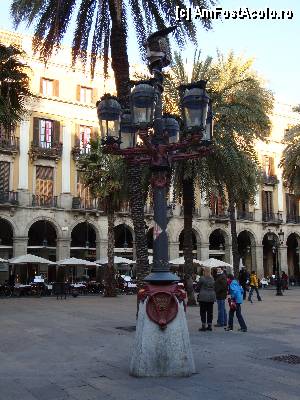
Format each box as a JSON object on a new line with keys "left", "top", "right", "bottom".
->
{"left": 1, "top": 30, "right": 300, "bottom": 282}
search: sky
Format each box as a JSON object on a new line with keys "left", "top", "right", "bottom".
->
{"left": 0, "top": 0, "right": 299, "bottom": 108}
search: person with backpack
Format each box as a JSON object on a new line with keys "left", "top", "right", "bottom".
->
{"left": 196, "top": 267, "right": 216, "bottom": 331}
{"left": 248, "top": 271, "right": 262, "bottom": 303}
{"left": 225, "top": 274, "right": 247, "bottom": 332}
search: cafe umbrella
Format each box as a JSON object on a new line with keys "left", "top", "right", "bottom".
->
{"left": 8, "top": 254, "right": 55, "bottom": 283}
{"left": 56, "top": 257, "right": 99, "bottom": 283}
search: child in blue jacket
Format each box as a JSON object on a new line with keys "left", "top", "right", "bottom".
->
{"left": 225, "top": 274, "right": 247, "bottom": 332}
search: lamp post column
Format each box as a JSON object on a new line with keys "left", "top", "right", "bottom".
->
{"left": 276, "top": 245, "right": 283, "bottom": 296}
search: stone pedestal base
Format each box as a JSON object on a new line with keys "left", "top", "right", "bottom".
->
{"left": 129, "top": 299, "right": 195, "bottom": 377}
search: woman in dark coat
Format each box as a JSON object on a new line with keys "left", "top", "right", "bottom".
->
{"left": 196, "top": 267, "right": 216, "bottom": 331}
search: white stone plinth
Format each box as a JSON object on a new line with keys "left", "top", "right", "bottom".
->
{"left": 129, "top": 299, "right": 195, "bottom": 377}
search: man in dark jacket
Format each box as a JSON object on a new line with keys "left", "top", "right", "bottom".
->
{"left": 214, "top": 268, "right": 228, "bottom": 327}
{"left": 239, "top": 267, "right": 249, "bottom": 300}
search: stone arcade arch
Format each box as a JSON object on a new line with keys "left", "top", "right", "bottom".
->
{"left": 24, "top": 220, "right": 58, "bottom": 282}
{"left": 262, "top": 232, "right": 279, "bottom": 277}
{"left": 178, "top": 229, "right": 198, "bottom": 259}
{"left": 147, "top": 227, "right": 153, "bottom": 255}
{"left": 286, "top": 233, "right": 300, "bottom": 281}
{"left": 114, "top": 223, "right": 133, "bottom": 258}
{"left": 71, "top": 222, "right": 97, "bottom": 260}
{"left": 237, "top": 230, "right": 257, "bottom": 272}
{"left": 69, "top": 222, "right": 98, "bottom": 281}
{"left": 0, "top": 217, "right": 14, "bottom": 259}
{"left": 209, "top": 228, "right": 230, "bottom": 263}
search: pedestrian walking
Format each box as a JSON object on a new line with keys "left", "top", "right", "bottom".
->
{"left": 214, "top": 268, "right": 228, "bottom": 327}
{"left": 248, "top": 271, "right": 262, "bottom": 303}
{"left": 196, "top": 267, "right": 216, "bottom": 331}
{"left": 281, "top": 271, "right": 289, "bottom": 291}
{"left": 239, "top": 267, "right": 249, "bottom": 300}
{"left": 225, "top": 274, "right": 247, "bottom": 332}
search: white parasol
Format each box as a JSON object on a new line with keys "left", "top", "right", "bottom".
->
{"left": 199, "top": 258, "right": 233, "bottom": 272}
{"left": 56, "top": 257, "right": 99, "bottom": 266}
{"left": 0, "top": 257, "right": 8, "bottom": 263}
{"left": 169, "top": 257, "right": 201, "bottom": 265}
{"left": 96, "top": 256, "right": 135, "bottom": 265}
{"left": 9, "top": 254, "right": 55, "bottom": 264}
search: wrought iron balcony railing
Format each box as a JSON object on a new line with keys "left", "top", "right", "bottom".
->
{"left": 209, "top": 211, "right": 229, "bottom": 221}
{"left": 263, "top": 173, "right": 278, "bottom": 186}
{"left": 0, "top": 135, "right": 19, "bottom": 155}
{"left": 72, "top": 196, "right": 102, "bottom": 211}
{"left": 32, "top": 194, "right": 58, "bottom": 208}
{"left": 71, "top": 144, "right": 91, "bottom": 160}
{"left": 179, "top": 206, "right": 201, "bottom": 217}
{"left": 286, "top": 214, "right": 300, "bottom": 224}
{"left": 237, "top": 211, "right": 254, "bottom": 221}
{"left": 29, "top": 140, "right": 63, "bottom": 161}
{"left": 0, "top": 191, "right": 19, "bottom": 205}
{"left": 262, "top": 211, "right": 283, "bottom": 224}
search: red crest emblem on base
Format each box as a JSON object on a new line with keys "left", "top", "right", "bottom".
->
{"left": 138, "top": 284, "right": 186, "bottom": 330}
{"left": 147, "top": 291, "right": 178, "bottom": 329}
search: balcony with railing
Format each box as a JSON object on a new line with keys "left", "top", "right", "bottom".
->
{"left": 72, "top": 144, "right": 91, "bottom": 161}
{"left": 0, "top": 133, "right": 19, "bottom": 155}
{"left": 29, "top": 140, "right": 63, "bottom": 162}
{"left": 72, "top": 196, "right": 102, "bottom": 211}
{"left": 237, "top": 211, "right": 254, "bottom": 221}
{"left": 286, "top": 214, "right": 300, "bottom": 224}
{"left": 262, "top": 211, "right": 283, "bottom": 224}
{"left": 118, "top": 202, "right": 130, "bottom": 214}
{"left": 179, "top": 206, "right": 201, "bottom": 217}
{"left": 209, "top": 210, "right": 229, "bottom": 222}
{"left": 263, "top": 172, "right": 278, "bottom": 186}
{"left": 0, "top": 191, "right": 19, "bottom": 205}
{"left": 32, "top": 194, "right": 58, "bottom": 208}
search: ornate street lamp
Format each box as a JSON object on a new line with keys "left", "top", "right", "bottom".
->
{"left": 269, "top": 229, "right": 284, "bottom": 296}
{"left": 278, "top": 228, "right": 285, "bottom": 245}
{"left": 130, "top": 83, "right": 156, "bottom": 127}
{"left": 97, "top": 26, "right": 213, "bottom": 378}
{"left": 120, "top": 111, "right": 136, "bottom": 149}
{"left": 267, "top": 228, "right": 273, "bottom": 242}
{"left": 85, "top": 221, "right": 90, "bottom": 250}
{"left": 203, "top": 102, "right": 213, "bottom": 143}
{"left": 182, "top": 81, "right": 210, "bottom": 133}
{"left": 97, "top": 94, "right": 121, "bottom": 145}
{"left": 123, "top": 223, "right": 128, "bottom": 249}
{"left": 42, "top": 220, "right": 48, "bottom": 248}
{"left": 163, "top": 115, "right": 180, "bottom": 144}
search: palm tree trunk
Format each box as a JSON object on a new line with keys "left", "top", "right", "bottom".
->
{"left": 104, "top": 208, "right": 117, "bottom": 297}
{"left": 128, "top": 164, "right": 150, "bottom": 288}
{"left": 183, "top": 178, "right": 197, "bottom": 306}
{"left": 108, "top": 2, "right": 149, "bottom": 289}
{"left": 228, "top": 195, "right": 240, "bottom": 278}
{"left": 108, "top": 0, "right": 130, "bottom": 107}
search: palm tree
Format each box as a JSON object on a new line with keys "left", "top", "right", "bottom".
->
{"left": 78, "top": 139, "right": 128, "bottom": 296}
{"left": 11, "top": 0, "right": 214, "bottom": 103}
{"left": 10, "top": 0, "right": 213, "bottom": 286}
{"left": 280, "top": 107, "right": 300, "bottom": 195}
{"left": 166, "top": 51, "right": 273, "bottom": 301}
{"left": 0, "top": 42, "right": 32, "bottom": 131}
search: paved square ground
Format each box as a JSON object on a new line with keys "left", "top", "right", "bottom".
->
{"left": 1, "top": 288, "right": 300, "bottom": 400}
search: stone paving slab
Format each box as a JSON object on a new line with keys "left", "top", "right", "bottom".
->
{"left": 1, "top": 289, "right": 300, "bottom": 399}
